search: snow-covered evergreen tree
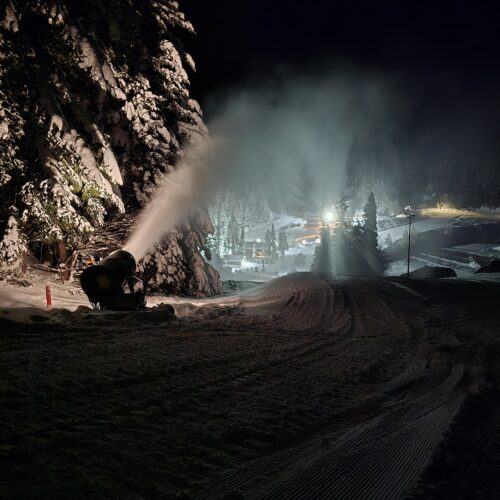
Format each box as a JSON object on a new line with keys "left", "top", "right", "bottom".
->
{"left": 311, "top": 226, "right": 332, "bottom": 274}
{"left": 252, "top": 192, "right": 272, "bottom": 225}
{"left": 0, "top": 0, "right": 221, "bottom": 295}
{"left": 0, "top": 209, "right": 26, "bottom": 266}
{"left": 238, "top": 227, "right": 245, "bottom": 255}
{"left": 336, "top": 195, "right": 349, "bottom": 227}
{"left": 363, "top": 193, "right": 378, "bottom": 234}
{"left": 264, "top": 228, "right": 271, "bottom": 263}
{"left": 331, "top": 193, "right": 386, "bottom": 276}
{"left": 278, "top": 228, "right": 289, "bottom": 257}
{"left": 269, "top": 223, "right": 278, "bottom": 261}
{"left": 226, "top": 214, "right": 240, "bottom": 255}
{"left": 360, "top": 192, "right": 386, "bottom": 275}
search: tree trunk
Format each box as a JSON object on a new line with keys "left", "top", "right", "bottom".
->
{"left": 57, "top": 240, "right": 67, "bottom": 264}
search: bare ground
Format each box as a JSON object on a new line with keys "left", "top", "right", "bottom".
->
{"left": 1, "top": 273, "right": 499, "bottom": 499}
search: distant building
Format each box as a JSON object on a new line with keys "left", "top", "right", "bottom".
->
{"left": 243, "top": 241, "right": 265, "bottom": 260}
{"left": 303, "top": 213, "right": 323, "bottom": 230}
{"left": 223, "top": 255, "right": 244, "bottom": 267}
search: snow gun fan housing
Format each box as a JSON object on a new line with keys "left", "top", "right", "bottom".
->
{"left": 80, "top": 250, "right": 145, "bottom": 310}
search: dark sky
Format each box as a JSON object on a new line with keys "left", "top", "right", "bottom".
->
{"left": 182, "top": 0, "right": 500, "bottom": 105}
{"left": 180, "top": 1, "right": 500, "bottom": 206}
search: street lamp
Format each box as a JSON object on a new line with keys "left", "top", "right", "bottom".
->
{"left": 404, "top": 206, "right": 416, "bottom": 278}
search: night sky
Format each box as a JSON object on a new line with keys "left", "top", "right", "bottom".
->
{"left": 183, "top": 0, "right": 500, "bottom": 106}
{"left": 181, "top": 0, "right": 500, "bottom": 206}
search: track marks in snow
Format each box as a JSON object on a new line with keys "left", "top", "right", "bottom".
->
{"left": 196, "top": 366, "right": 465, "bottom": 499}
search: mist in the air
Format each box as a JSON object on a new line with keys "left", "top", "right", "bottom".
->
{"left": 205, "top": 73, "right": 402, "bottom": 213}
{"left": 124, "top": 71, "right": 402, "bottom": 260}
{"left": 125, "top": 71, "right": 406, "bottom": 260}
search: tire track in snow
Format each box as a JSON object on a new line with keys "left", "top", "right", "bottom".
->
{"left": 195, "top": 365, "right": 465, "bottom": 499}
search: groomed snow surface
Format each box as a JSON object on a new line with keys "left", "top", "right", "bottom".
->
{"left": 2, "top": 271, "right": 500, "bottom": 497}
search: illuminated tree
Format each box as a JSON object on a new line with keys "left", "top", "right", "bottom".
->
{"left": 311, "top": 226, "right": 332, "bottom": 274}
{"left": 360, "top": 192, "right": 386, "bottom": 274}
{"left": 270, "top": 223, "right": 278, "bottom": 260}
{"left": 336, "top": 195, "right": 349, "bottom": 227}
{"left": 238, "top": 227, "right": 245, "bottom": 254}
{"left": 0, "top": 1, "right": 222, "bottom": 295}
{"left": 278, "top": 228, "right": 289, "bottom": 257}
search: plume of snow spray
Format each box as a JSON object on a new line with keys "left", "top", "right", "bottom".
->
{"left": 124, "top": 139, "right": 220, "bottom": 261}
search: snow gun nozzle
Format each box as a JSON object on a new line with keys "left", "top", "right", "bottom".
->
{"left": 80, "top": 249, "right": 137, "bottom": 308}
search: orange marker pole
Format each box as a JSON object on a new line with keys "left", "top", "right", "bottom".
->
{"left": 45, "top": 285, "right": 52, "bottom": 308}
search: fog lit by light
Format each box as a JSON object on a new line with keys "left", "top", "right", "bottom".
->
{"left": 323, "top": 210, "right": 334, "bottom": 222}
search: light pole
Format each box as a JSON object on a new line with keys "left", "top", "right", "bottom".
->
{"left": 404, "top": 206, "right": 416, "bottom": 278}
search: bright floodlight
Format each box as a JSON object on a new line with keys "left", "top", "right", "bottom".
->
{"left": 323, "top": 210, "right": 334, "bottom": 222}
{"left": 302, "top": 239, "right": 307, "bottom": 245}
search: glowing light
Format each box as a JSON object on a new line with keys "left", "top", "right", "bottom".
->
{"left": 315, "top": 238, "right": 320, "bottom": 244}
{"left": 323, "top": 210, "right": 334, "bottom": 222}
{"left": 301, "top": 239, "right": 307, "bottom": 245}
{"left": 256, "top": 238, "right": 261, "bottom": 243}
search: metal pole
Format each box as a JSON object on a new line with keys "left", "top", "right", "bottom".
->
{"left": 407, "top": 215, "right": 412, "bottom": 278}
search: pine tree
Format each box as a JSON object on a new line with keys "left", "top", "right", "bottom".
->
{"left": 253, "top": 192, "right": 272, "bottom": 224}
{"left": 331, "top": 195, "right": 349, "bottom": 274}
{"left": 331, "top": 224, "right": 344, "bottom": 275}
{"left": 226, "top": 214, "right": 240, "bottom": 255}
{"left": 361, "top": 192, "right": 386, "bottom": 275}
{"left": 278, "top": 228, "right": 289, "bottom": 257}
{"left": 208, "top": 199, "right": 223, "bottom": 258}
{"left": 238, "top": 227, "right": 245, "bottom": 255}
{"left": 0, "top": 210, "right": 26, "bottom": 266}
{"left": 270, "top": 223, "right": 278, "bottom": 261}
{"left": 311, "top": 226, "right": 332, "bottom": 274}
{"left": 215, "top": 204, "right": 224, "bottom": 258}
{"left": 331, "top": 194, "right": 387, "bottom": 276}
{"left": 363, "top": 193, "right": 378, "bottom": 236}
{"left": 336, "top": 195, "right": 349, "bottom": 227}
{"left": 264, "top": 228, "right": 271, "bottom": 263}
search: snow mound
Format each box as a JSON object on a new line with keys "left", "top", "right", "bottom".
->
{"left": 167, "top": 273, "right": 406, "bottom": 337}
{"left": 236, "top": 273, "right": 352, "bottom": 333}
{"left": 0, "top": 304, "right": 176, "bottom": 333}
{"left": 407, "top": 266, "right": 457, "bottom": 279}
{"left": 0, "top": 307, "right": 76, "bottom": 333}
{"left": 475, "top": 261, "right": 500, "bottom": 274}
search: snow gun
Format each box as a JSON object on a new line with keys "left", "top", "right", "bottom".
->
{"left": 80, "top": 249, "right": 145, "bottom": 310}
